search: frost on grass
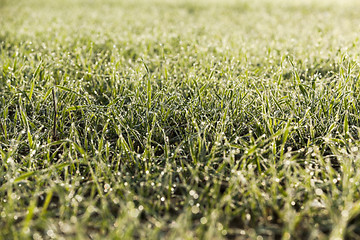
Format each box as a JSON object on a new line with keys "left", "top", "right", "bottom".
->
{"left": 1, "top": 0, "right": 360, "bottom": 239}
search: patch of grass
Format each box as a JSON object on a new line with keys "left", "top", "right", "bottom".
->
{"left": 1, "top": 0, "right": 360, "bottom": 239}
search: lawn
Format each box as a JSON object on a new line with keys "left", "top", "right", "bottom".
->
{"left": 1, "top": 0, "right": 360, "bottom": 239}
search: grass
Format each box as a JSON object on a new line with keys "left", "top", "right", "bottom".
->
{"left": 1, "top": 0, "right": 360, "bottom": 239}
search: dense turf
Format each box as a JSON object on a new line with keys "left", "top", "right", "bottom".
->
{"left": 1, "top": 0, "right": 360, "bottom": 239}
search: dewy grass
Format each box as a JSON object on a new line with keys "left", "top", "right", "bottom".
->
{"left": 1, "top": 0, "right": 360, "bottom": 239}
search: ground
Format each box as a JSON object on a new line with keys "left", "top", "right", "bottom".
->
{"left": 1, "top": 0, "right": 360, "bottom": 239}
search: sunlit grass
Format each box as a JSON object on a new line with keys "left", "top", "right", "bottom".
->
{"left": 1, "top": 0, "right": 360, "bottom": 239}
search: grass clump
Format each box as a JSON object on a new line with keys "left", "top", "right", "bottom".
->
{"left": 1, "top": 0, "right": 360, "bottom": 239}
